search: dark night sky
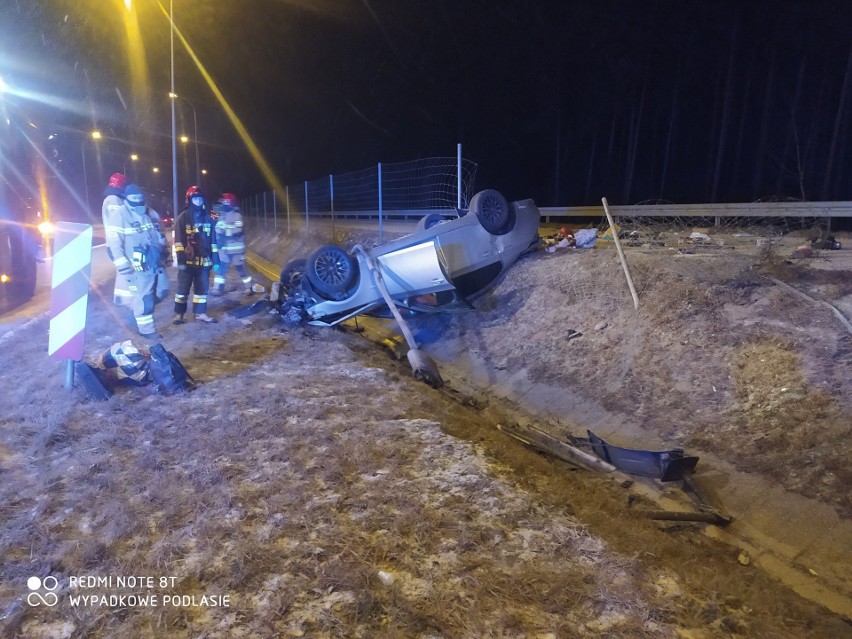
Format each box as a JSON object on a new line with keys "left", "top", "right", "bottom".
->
{"left": 3, "top": 0, "right": 852, "bottom": 213}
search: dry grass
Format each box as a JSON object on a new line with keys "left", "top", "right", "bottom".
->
{"left": 1, "top": 225, "right": 850, "bottom": 637}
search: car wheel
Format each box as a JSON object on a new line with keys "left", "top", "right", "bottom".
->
{"left": 279, "top": 258, "right": 306, "bottom": 295}
{"left": 417, "top": 213, "right": 445, "bottom": 231}
{"left": 469, "top": 189, "right": 512, "bottom": 234}
{"left": 306, "top": 245, "right": 358, "bottom": 298}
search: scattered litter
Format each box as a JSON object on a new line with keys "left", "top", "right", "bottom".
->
{"left": 738, "top": 551, "right": 751, "bottom": 566}
{"left": 545, "top": 238, "right": 572, "bottom": 253}
{"left": 543, "top": 227, "right": 597, "bottom": 252}
{"left": 689, "top": 232, "right": 712, "bottom": 243}
{"left": 574, "top": 228, "right": 597, "bottom": 248}
{"left": 792, "top": 245, "right": 813, "bottom": 259}
{"left": 566, "top": 329, "right": 582, "bottom": 341}
{"left": 595, "top": 321, "right": 608, "bottom": 331}
{"left": 377, "top": 571, "right": 395, "bottom": 586}
{"left": 600, "top": 224, "right": 622, "bottom": 241}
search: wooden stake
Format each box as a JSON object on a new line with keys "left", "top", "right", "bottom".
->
{"left": 601, "top": 197, "right": 640, "bottom": 310}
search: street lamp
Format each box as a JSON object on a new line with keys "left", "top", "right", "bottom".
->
{"left": 169, "top": 92, "right": 200, "bottom": 185}
{"left": 125, "top": 152, "right": 139, "bottom": 176}
{"left": 169, "top": 0, "right": 178, "bottom": 224}
{"left": 81, "top": 130, "right": 102, "bottom": 213}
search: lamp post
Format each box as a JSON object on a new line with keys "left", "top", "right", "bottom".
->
{"left": 169, "top": 0, "right": 178, "bottom": 222}
{"left": 169, "top": 92, "right": 200, "bottom": 185}
{"left": 124, "top": 152, "right": 139, "bottom": 177}
{"left": 81, "top": 130, "right": 102, "bottom": 213}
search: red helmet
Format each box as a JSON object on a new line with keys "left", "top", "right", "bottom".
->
{"left": 185, "top": 185, "right": 202, "bottom": 203}
{"left": 108, "top": 173, "right": 127, "bottom": 189}
{"left": 220, "top": 192, "right": 238, "bottom": 207}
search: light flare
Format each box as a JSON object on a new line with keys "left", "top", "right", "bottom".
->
{"left": 120, "top": 0, "right": 153, "bottom": 151}
{"left": 157, "top": 2, "right": 291, "bottom": 207}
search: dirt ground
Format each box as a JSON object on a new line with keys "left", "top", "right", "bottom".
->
{"left": 1, "top": 216, "right": 850, "bottom": 638}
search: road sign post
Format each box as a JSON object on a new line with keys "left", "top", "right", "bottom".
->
{"left": 47, "top": 222, "right": 93, "bottom": 390}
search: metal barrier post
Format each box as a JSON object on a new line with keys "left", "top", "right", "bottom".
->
{"left": 330, "top": 174, "right": 335, "bottom": 241}
{"left": 457, "top": 143, "right": 462, "bottom": 211}
{"left": 378, "top": 162, "right": 383, "bottom": 244}
{"left": 304, "top": 181, "right": 309, "bottom": 232}
{"left": 286, "top": 185, "right": 290, "bottom": 235}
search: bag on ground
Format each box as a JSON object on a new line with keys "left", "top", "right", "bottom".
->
{"left": 102, "top": 340, "right": 149, "bottom": 386}
{"left": 148, "top": 343, "right": 194, "bottom": 395}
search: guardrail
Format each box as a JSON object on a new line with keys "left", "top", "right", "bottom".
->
{"left": 539, "top": 201, "right": 852, "bottom": 222}
{"left": 245, "top": 201, "right": 852, "bottom": 228}
{"left": 249, "top": 202, "right": 852, "bottom": 224}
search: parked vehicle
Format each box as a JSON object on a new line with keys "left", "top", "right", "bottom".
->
{"left": 278, "top": 189, "right": 541, "bottom": 326}
{"left": 0, "top": 214, "right": 40, "bottom": 312}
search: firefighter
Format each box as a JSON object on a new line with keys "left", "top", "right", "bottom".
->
{"left": 211, "top": 192, "right": 253, "bottom": 295}
{"left": 172, "top": 186, "right": 219, "bottom": 324}
{"left": 106, "top": 184, "right": 163, "bottom": 338}
{"left": 101, "top": 173, "right": 125, "bottom": 305}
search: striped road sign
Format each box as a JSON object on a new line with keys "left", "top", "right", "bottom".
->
{"left": 48, "top": 222, "right": 93, "bottom": 360}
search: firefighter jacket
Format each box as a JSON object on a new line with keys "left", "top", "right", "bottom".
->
{"left": 101, "top": 188, "right": 124, "bottom": 260}
{"left": 106, "top": 200, "right": 163, "bottom": 278}
{"left": 173, "top": 206, "right": 219, "bottom": 268}
{"left": 214, "top": 206, "right": 246, "bottom": 263}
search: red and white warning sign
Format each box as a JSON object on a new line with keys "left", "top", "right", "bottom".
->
{"left": 48, "top": 222, "right": 93, "bottom": 361}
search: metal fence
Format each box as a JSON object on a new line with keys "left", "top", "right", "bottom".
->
{"left": 242, "top": 154, "right": 478, "bottom": 242}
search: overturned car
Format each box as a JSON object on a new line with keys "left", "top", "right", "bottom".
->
{"left": 278, "top": 189, "right": 541, "bottom": 327}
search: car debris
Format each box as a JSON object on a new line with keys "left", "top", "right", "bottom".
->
{"left": 498, "top": 422, "right": 732, "bottom": 526}
{"left": 574, "top": 430, "right": 733, "bottom": 527}
{"left": 497, "top": 423, "right": 617, "bottom": 474}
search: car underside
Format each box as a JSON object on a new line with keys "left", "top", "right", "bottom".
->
{"left": 276, "top": 190, "right": 541, "bottom": 327}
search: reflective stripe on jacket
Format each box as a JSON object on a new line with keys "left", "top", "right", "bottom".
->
{"left": 215, "top": 209, "right": 246, "bottom": 256}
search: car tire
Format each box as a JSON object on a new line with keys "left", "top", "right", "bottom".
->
{"left": 417, "top": 213, "right": 445, "bottom": 231}
{"left": 306, "top": 245, "right": 358, "bottom": 298}
{"left": 469, "top": 189, "right": 513, "bottom": 235}
{"left": 279, "top": 258, "right": 306, "bottom": 294}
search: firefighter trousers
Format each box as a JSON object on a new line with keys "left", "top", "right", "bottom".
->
{"left": 213, "top": 254, "right": 251, "bottom": 292}
{"left": 118, "top": 270, "right": 158, "bottom": 335}
{"left": 174, "top": 267, "right": 211, "bottom": 315}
